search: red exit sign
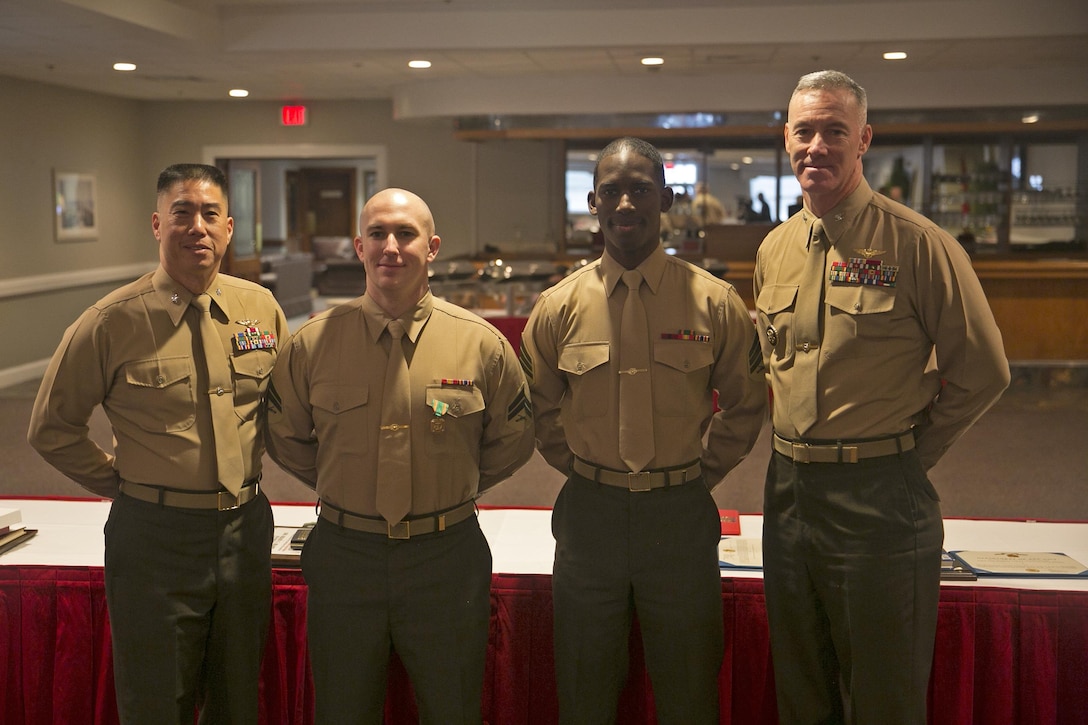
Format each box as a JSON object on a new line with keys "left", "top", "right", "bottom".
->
{"left": 281, "top": 105, "right": 307, "bottom": 126}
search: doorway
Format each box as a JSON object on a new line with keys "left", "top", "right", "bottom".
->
{"left": 203, "top": 143, "right": 386, "bottom": 259}
{"left": 287, "top": 167, "right": 357, "bottom": 251}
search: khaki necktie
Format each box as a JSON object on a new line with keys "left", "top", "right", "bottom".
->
{"left": 376, "top": 320, "right": 412, "bottom": 525}
{"left": 788, "top": 219, "right": 826, "bottom": 435}
{"left": 618, "top": 269, "right": 655, "bottom": 472}
{"left": 193, "top": 294, "right": 245, "bottom": 494}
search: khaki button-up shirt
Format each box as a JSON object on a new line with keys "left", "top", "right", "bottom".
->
{"left": 754, "top": 177, "right": 1010, "bottom": 468}
{"left": 28, "top": 267, "right": 289, "bottom": 498}
{"left": 521, "top": 244, "right": 767, "bottom": 488}
{"left": 267, "top": 292, "right": 534, "bottom": 516}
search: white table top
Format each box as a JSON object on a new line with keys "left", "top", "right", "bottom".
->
{"left": 2, "top": 498, "right": 1086, "bottom": 592}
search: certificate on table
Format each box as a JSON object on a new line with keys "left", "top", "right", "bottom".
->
{"left": 950, "top": 550, "right": 1088, "bottom": 577}
{"left": 718, "top": 537, "right": 763, "bottom": 569}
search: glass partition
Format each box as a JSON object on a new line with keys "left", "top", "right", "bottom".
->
{"left": 1009, "top": 142, "right": 1082, "bottom": 250}
{"left": 564, "top": 133, "right": 1085, "bottom": 257}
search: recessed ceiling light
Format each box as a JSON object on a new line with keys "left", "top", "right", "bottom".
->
{"left": 883, "top": 51, "right": 908, "bottom": 61}
{"left": 1022, "top": 113, "right": 1041, "bottom": 124}
{"left": 113, "top": 62, "right": 136, "bottom": 72}
{"left": 741, "top": 156, "right": 753, "bottom": 165}
{"left": 408, "top": 60, "right": 432, "bottom": 69}
{"left": 641, "top": 57, "right": 664, "bottom": 66}
{"left": 228, "top": 89, "right": 249, "bottom": 98}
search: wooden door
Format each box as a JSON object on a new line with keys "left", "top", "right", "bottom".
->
{"left": 291, "top": 167, "right": 356, "bottom": 251}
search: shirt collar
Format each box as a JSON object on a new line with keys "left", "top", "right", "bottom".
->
{"left": 797, "top": 177, "right": 874, "bottom": 250}
{"left": 601, "top": 244, "right": 667, "bottom": 297}
{"left": 154, "top": 268, "right": 233, "bottom": 327}
{"left": 360, "top": 291, "right": 433, "bottom": 344}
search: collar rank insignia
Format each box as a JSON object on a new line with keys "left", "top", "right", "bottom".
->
{"left": 233, "top": 326, "right": 277, "bottom": 352}
{"left": 829, "top": 257, "right": 899, "bottom": 288}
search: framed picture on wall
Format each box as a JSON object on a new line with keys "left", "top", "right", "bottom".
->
{"left": 53, "top": 170, "right": 98, "bottom": 241}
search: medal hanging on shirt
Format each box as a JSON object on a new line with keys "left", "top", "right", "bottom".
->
{"left": 429, "top": 398, "right": 448, "bottom": 434}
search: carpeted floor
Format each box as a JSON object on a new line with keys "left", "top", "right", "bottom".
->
{"left": 3, "top": 365, "right": 1085, "bottom": 521}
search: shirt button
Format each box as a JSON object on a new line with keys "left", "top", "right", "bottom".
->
{"left": 156, "top": 375, "right": 165, "bottom": 385}
{"left": 216, "top": 387, "right": 226, "bottom": 395}
{"left": 801, "top": 342, "right": 811, "bottom": 352}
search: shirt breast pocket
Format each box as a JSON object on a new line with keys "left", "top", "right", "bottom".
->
{"left": 825, "top": 285, "right": 897, "bottom": 359}
{"left": 558, "top": 341, "right": 610, "bottom": 420}
{"left": 653, "top": 340, "right": 714, "bottom": 417}
{"left": 425, "top": 386, "right": 486, "bottom": 452}
{"left": 230, "top": 350, "right": 275, "bottom": 422}
{"left": 755, "top": 284, "right": 799, "bottom": 363}
{"left": 121, "top": 356, "right": 196, "bottom": 433}
{"left": 311, "top": 383, "right": 370, "bottom": 453}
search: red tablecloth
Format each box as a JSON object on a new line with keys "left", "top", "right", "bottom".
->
{"left": 3, "top": 566, "right": 1086, "bottom": 724}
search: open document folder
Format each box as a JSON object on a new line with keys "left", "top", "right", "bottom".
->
{"left": 718, "top": 537, "right": 763, "bottom": 569}
{"left": 950, "top": 550, "right": 1088, "bottom": 577}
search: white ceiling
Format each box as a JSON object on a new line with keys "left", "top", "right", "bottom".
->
{"left": 2, "top": 0, "right": 1087, "bottom": 119}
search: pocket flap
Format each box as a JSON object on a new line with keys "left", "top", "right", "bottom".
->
{"left": 312, "top": 383, "right": 368, "bottom": 414}
{"left": 825, "top": 285, "right": 896, "bottom": 315}
{"left": 124, "top": 356, "right": 192, "bottom": 389}
{"left": 230, "top": 350, "right": 275, "bottom": 381}
{"left": 756, "top": 284, "right": 799, "bottom": 315}
{"left": 425, "top": 386, "right": 485, "bottom": 418}
{"left": 654, "top": 339, "right": 714, "bottom": 373}
{"left": 558, "top": 341, "right": 610, "bottom": 376}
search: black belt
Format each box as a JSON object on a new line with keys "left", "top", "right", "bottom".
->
{"left": 119, "top": 478, "right": 260, "bottom": 510}
{"left": 772, "top": 431, "right": 915, "bottom": 464}
{"left": 318, "top": 499, "right": 477, "bottom": 540}
{"left": 571, "top": 457, "right": 702, "bottom": 492}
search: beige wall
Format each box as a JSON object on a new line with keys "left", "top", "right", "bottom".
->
{"left": 1, "top": 77, "right": 153, "bottom": 373}
{"left": 0, "top": 76, "right": 561, "bottom": 379}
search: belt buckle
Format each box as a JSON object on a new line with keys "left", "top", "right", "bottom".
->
{"left": 627, "top": 471, "right": 653, "bottom": 492}
{"left": 216, "top": 490, "right": 241, "bottom": 511}
{"left": 790, "top": 443, "right": 812, "bottom": 464}
{"left": 387, "top": 520, "right": 411, "bottom": 540}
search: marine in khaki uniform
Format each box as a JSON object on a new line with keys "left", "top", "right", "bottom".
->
{"left": 28, "top": 163, "right": 289, "bottom": 724}
{"left": 754, "top": 70, "right": 1010, "bottom": 724}
{"left": 267, "top": 188, "right": 534, "bottom": 724}
{"left": 521, "top": 137, "right": 766, "bottom": 724}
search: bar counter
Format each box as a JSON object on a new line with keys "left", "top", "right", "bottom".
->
{"left": 699, "top": 223, "right": 1088, "bottom": 362}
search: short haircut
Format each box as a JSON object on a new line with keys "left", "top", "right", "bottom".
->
{"left": 793, "top": 70, "right": 868, "bottom": 125}
{"left": 157, "top": 163, "right": 230, "bottom": 198}
{"left": 593, "top": 137, "right": 666, "bottom": 187}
